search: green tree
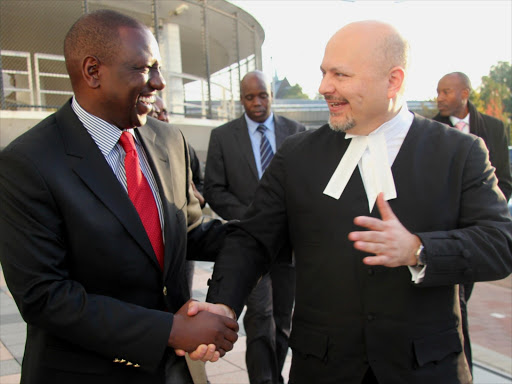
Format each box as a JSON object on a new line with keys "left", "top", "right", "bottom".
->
{"left": 469, "top": 90, "right": 484, "bottom": 111}
{"left": 477, "top": 61, "right": 512, "bottom": 125}
{"left": 279, "top": 84, "right": 309, "bottom": 100}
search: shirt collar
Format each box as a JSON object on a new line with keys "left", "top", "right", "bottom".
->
{"left": 449, "top": 113, "right": 469, "bottom": 126}
{"left": 71, "top": 97, "right": 136, "bottom": 156}
{"left": 245, "top": 112, "right": 275, "bottom": 135}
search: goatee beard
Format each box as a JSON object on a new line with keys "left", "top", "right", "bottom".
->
{"left": 328, "top": 116, "right": 356, "bottom": 132}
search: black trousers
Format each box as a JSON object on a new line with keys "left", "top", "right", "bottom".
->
{"left": 243, "top": 261, "right": 295, "bottom": 384}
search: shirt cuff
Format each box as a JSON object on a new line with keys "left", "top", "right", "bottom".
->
{"left": 409, "top": 264, "right": 427, "bottom": 283}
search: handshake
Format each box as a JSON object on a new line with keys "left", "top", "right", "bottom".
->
{"left": 169, "top": 300, "right": 239, "bottom": 362}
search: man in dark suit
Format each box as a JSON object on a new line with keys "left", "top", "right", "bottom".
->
{"left": 0, "top": 10, "right": 238, "bottom": 384}
{"left": 204, "top": 70, "right": 305, "bottom": 384}
{"left": 433, "top": 71, "right": 512, "bottom": 372}
{"left": 191, "top": 21, "right": 512, "bottom": 384}
{"left": 433, "top": 72, "right": 512, "bottom": 200}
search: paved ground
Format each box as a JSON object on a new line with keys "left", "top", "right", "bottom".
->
{"left": 1, "top": 262, "right": 511, "bottom": 383}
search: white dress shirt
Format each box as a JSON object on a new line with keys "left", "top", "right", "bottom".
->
{"left": 450, "top": 114, "right": 470, "bottom": 134}
{"left": 71, "top": 97, "right": 165, "bottom": 232}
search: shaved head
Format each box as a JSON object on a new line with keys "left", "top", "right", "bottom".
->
{"left": 436, "top": 72, "right": 471, "bottom": 118}
{"left": 331, "top": 20, "right": 409, "bottom": 76}
{"left": 441, "top": 72, "right": 472, "bottom": 91}
{"left": 240, "top": 71, "right": 271, "bottom": 95}
{"left": 240, "top": 70, "right": 273, "bottom": 123}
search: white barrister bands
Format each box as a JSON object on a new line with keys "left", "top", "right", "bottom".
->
{"left": 323, "top": 131, "right": 396, "bottom": 212}
{"left": 323, "top": 105, "right": 414, "bottom": 211}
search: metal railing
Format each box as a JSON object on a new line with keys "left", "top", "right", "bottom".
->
{"left": 0, "top": 50, "right": 34, "bottom": 110}
{"left": 167, "top": 71, "right": 236, "bottom": 120}
{"left": 0, "top": 49, "right": 244, "bottom": 119}
{"left": 33, "top": 53, "right": 73, "bottom": 111}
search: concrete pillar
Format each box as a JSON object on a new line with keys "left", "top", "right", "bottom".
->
{"left": 159, "top": 22, "right": 185, "bottom": 116}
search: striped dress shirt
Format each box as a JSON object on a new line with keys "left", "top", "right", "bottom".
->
{"left": 71, "top": 97, "right": 165, "bottom": 235}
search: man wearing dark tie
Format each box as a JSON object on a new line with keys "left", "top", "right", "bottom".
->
{"left": 0, "top": 10, "right": 238, "bottom": 384}
{"left": 204, "top": 70, "right": 305, "bottom": 384}
{"left": 433, "top": 71, "right": 512, "bottom": 372}
{"left": 192, "top": 21, "right": 512, "bottom": 383}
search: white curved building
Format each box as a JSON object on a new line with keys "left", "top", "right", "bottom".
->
{"left": 0, "top": 0, "right": 265, "bottom": 157}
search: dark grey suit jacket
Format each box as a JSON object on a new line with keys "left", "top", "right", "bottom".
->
{"left": 207, "top": 114, "right": 512, "bottom": 384}
{"left": 204, "top": 114, "right": 305, "bottom": 221}
{"left": 0, "top": 100, "right": 220, "bottom": 384}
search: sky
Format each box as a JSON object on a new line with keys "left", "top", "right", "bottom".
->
{"left": 229, "top": 0, "right": 512, "bottom": 101}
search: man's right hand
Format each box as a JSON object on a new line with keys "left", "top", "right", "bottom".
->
{"left": 168, "top": 300, "right": 238, "bottom": 359}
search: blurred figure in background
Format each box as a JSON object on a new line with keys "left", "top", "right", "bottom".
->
{"left": 204, "top": 70, "right": 305, "bottom": 384}
{"left": 433, "top": 72, "right": 511, "bottom": 200}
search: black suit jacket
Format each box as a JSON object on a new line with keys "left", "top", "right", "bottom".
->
{"left": 433, "top": 101, "right": 512, "bottom": 200}
{"left": 204, "top": 114, "right": 305, "bottom": 220}
{"left": 207, "top": 114, "right": 512, "bottom": 383}
{"left": 0, "top": 100, "right": 221, "bottom": 384}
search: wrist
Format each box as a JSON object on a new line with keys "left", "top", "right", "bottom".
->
{"left": 217, "top": 303, "right": 236, "bottom": 320}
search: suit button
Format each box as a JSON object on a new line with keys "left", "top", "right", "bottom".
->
{"left": 163, "top": 286, "right": 168, "bottom": 296}
{"left": 367, "top": 314, "right": 375, "bottom": 321}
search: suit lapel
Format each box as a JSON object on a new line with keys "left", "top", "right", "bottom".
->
{"left": 274, "top": 115, "right": 290, "bottom": 148}
{"left": 234, "top": 116, "right": 259, "bottom": 180}
{"left": 137, "top": 124, "right": 183, "bottom": 278}
{"left": 56, "top": 103, "right": 160, "bottom": 270}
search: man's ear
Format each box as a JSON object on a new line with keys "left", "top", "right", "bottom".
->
{"left": 387, "top": 66, "right": 405, "bottom": 99}
{"left": 82, "top": 56, "right": 101, "bottom": 89}
{"left": 461, "top": 87, "right": 470, "bottom": 101}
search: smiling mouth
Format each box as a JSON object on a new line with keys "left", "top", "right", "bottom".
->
{"left": 325, "top": 97, "right": 348, "bottom": 107}
{"left": 326, "top": 100, "right": 348, "bottom": 109}
{"left": 138, "top": 95, "right": 155, "bottom": 106}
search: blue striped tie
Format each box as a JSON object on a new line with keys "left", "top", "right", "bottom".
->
{"left": 257, "top": 124, "right": 274, "bottom": 174}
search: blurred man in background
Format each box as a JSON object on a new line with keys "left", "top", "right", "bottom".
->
{"left": 204, "top": 70, "right": 305, "bottom": 384}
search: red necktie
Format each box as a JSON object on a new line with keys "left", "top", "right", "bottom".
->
{"left": 119, "top": 131, "right": 164, "bottom": 270}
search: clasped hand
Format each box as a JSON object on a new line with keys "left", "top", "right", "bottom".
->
{"left": 169, "top": 299, "right": 238, "bottom": 362}
{"left": 348, "top": 193, "right": 421, "bottom": 267}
